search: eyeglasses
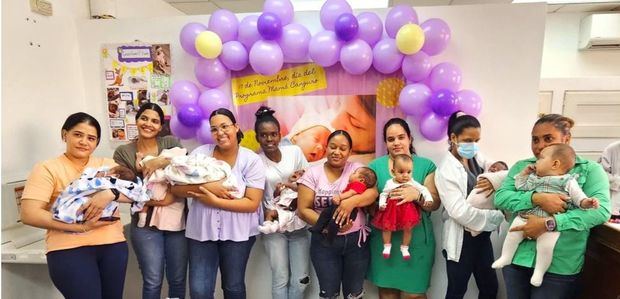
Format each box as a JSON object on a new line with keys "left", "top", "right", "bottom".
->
{"left": 210, "top": 123, "right": 234, "bottom": 134}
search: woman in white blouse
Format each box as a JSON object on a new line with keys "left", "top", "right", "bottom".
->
{"left": 435, "top": 112, "right": 504, "bottom": 299}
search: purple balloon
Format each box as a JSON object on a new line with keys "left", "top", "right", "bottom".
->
{"left": 340, "top": 39, "right": 372, "bottom": 75}
{"left": 279, "top": 23, "right": 311, "bottom": 61}
{"left": 249, "top": 40, "right": 284, "bottom": 75}
{"left": 334, "top": 13, "right": 358, "bottom": 42}
{"left": 180, "top": 22, "right": 207, "bottom": 57}
{"left": 177, "top": 104, "right": 203, "bottom": 127}
{"left": 258, "top": 12, "right": 283, "bottom": 40}
{"left": 457, "top": 89, "right": 482, "bottom": 116}
{"left": 238, "top": 15, "right": 261, "bottom": 49}
{"left": 357, "top": 12, "right": 383, "bottom": 47}
{"left": 419, "top": 112, "right": 448, "bottom": 141}
{"left": 195, "top": 58, "right": 229, "bottom": 88}
{"left": 385, "top": 5, "right": 419, "bottom": 38}
{"left": 196, "top": 120, "right": 215, "bottom": 144}
{"left": 170, "top": 80, "right": 200, "bottom": 109}
{"left": 399, "top": 83, "right": 432, "bottom": 117}
{"left": 220, "top": 41, "right": 249, "bottom": 71}
{"left": 170, "top": 114, "right": 197, "bottom": 139}
{"left": 198, "top": 89, "right": 231, "bottom": 117}
{"left": 309, "top": 31, "right": 342, "bottom": 67}
{"left": 421, "top": 18, "right": 451, "bottom": 56}
{"left": 402, "top": 52, "right": 432, "bottom": 82}
{"left": 429, "top": 62, "right": 462, "bottom": 92}
{"left": 372, "top": 38, "right": 404, "bottom": 74}
{"left": 320, "top": 0, "right": 352, "bottom": 30}
{"left": 208, "top": 9, "right": 238, "bottom": 43}
{"left": 263, "top": 0, "right": 294, "bottom": 25}
{"left": 430, "top": 89, "right": 459, "bottom": 117}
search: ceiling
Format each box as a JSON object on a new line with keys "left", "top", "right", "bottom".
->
{"left": 163, "top": 0, "right": 620, "bottom": 15}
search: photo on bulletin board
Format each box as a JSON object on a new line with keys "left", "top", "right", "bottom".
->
{"left": 101, "top": 43, "right": 173, "bottom": 141}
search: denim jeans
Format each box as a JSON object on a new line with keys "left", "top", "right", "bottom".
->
{"left": 444, "top": 231, "right": 498, "bottom": 299}
{"left": 130, "top": 223, "right": 188, "bottom": 299}
{"left": 503, "top": 264, "right": 581, "bottom": 299}
{"left": 310, "top": 230, "right": 369, "bottom": 299}
{"left": 262, "top": 229, "right": 311, "bottom": 299}
{"left": 188, "top": 237, "right": 256, "bottom": 299}
{"left": 47, "top": 242, "right": 128, "bottom": 299}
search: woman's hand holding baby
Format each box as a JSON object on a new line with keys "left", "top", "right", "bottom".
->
{"left": 202, "top": 180, "right": 236, "bottom": 200}
{"left": 475, "top": 177, "right": 495, "bottom": 197}
{"left": 334, "top": 198, "right": 356, "bottom": 226}
{"left": 533, "top": 192, "right": 569, "bottom": 214}
{"left": 141, "top": 156, "right": 170, "bottom": 178}
{"left": 188, "top": 186, "right": 221, "bottom": 206}
{"left": 391, "top": 185, "right": 420, "bottom": 206}
{"left": 79, "top": 190, "right": 117, "bottom": 221}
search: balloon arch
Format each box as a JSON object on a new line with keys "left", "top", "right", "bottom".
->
{"left": 170, "top": 0, "right": 482, "bottom": 143}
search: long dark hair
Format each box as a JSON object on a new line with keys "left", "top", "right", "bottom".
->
{"left": 254, "top": 106, "right": 280, "bottom": 133}
{"left": 62, "top": 112, "right": 101, "bottom": 145}
{"left": 383, "top": 118, "right": 415, "bottom": 155}
{"left": 210, "top": 108, "right": 244, "bottom": 143}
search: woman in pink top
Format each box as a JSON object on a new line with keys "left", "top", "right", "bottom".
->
{"left": 297, "top": 130, "right": 378, "bottom": 299}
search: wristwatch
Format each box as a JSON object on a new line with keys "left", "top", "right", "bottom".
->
{"left": 545, "top": 217, "right": 556, "bottom": 232}
{"left": 110, "top": 188, "right": 120, "bottom": 201}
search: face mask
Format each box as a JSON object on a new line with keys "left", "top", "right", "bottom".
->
{"left": 457, "top": 142, "right": 479, "bottom": 159}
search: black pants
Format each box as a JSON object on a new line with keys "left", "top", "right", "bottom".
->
{"left": 310, "top": 206, "right": 358, "bottom": 244}
{"left": 444, "top": 231, "right": 498, "bottom": 299}
{"left": 47, "top": 242, "right": 128, "bottom": 299}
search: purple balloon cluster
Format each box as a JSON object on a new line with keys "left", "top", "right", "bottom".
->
{"left": 169, "top": 80, "right": 233, "bottom": 143}
{"left": 173, "top": 0, "right": 484, "bottom": 143}
{"left": 399, "top": 62, "right": 482, "bottom": 141}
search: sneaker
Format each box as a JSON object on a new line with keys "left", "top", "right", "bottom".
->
{"left": 382, "top": 244, "right": 391, "bottom": 259}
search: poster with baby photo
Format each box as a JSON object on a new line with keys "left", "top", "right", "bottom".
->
{"left": 102, "top": 43, "right": 173, "bottom": 141}
{"left": 232, "top": 63, "right": 403, "bottom": 165}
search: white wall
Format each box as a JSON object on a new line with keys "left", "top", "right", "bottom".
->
{"left": 540, "top": 12, "right": 620, "bottom": 158}
{"left": 2, "top": 2, "right": 546, "bottom": 299}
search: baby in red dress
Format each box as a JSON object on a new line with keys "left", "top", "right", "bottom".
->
{"left": 372, "top": 154, "right": 433, "bottom": 260}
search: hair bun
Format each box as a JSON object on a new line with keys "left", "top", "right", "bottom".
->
{"left": 255, "top": 106, "right": 275, "bottom": 118}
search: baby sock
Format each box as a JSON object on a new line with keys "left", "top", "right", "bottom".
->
{"left": 400, "top": 245, "right": 411, "bottom": 260}
{"left": 382, "top": 244, "right": 392, "bottom": 259}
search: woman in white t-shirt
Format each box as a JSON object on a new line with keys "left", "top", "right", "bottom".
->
{"left": 297, "top": 130, "right": 378, "bottom": 299}
{"left": 255, "top": 106, "right": 311, "bottom": 299}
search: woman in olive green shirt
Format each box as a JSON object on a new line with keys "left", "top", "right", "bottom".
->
{"left": 367, "top": 118, "right": 441, "bottom": 299}
{"left": 495, "top": 114, "right": 610, "bottom": 299}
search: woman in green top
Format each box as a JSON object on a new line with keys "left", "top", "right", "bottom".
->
{"left": 495, "top": 114, "right": 610, "bottom": 299}
{"left": 368, "top": 118, "right": 441, "bottom": 299}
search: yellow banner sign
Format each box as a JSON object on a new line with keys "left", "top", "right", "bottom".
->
{"left": 232, "top": 63, "right": 327, "bottom": 106}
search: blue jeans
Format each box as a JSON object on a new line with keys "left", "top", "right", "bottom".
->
{"left": 262, "top": 229, "right": 311, "bottom": 299}
{"left": 310, "top": 230, "right": 369, "bottom": 299}
{"left": 503, "top": 264, "right": 581, "bottom": 299}
{"left": 47, "top": 242, "right": 128, "bottom": 299}
{"left": 130, "top": 223, "right": 188, "bottom": 299}
{"left": 444, "top": 231, "right": 498, "bottom": 299}
{"left": 188, "top": 237, "right": 256, "bottom": 299}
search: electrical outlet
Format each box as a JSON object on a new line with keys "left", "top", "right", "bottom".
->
{"left": 29, "top": 0, "right": 53, "bottom": 16}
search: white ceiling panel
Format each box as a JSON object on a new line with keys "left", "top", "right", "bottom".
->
{"left": 171, "top": 2, "right": 221, "bottom": 14}
{"left": 211, "top": 0, "right": 264, "bottom": 12}
{"left": 555, "top": 3, "right": 620, "bottom": 11}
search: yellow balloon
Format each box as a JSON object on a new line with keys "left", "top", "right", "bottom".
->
{"left": 195, "top": 31, "right": 222, "bottom": 59}
{"left": 396, "top": 24, "right": 425, "bottom": 55}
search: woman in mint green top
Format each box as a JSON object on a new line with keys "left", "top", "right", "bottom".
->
{"left": 495, "top": 114, "right": 610, "bottom": 299}
{"left": 367, "top": 118, "right": 441, "bottom": 298}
